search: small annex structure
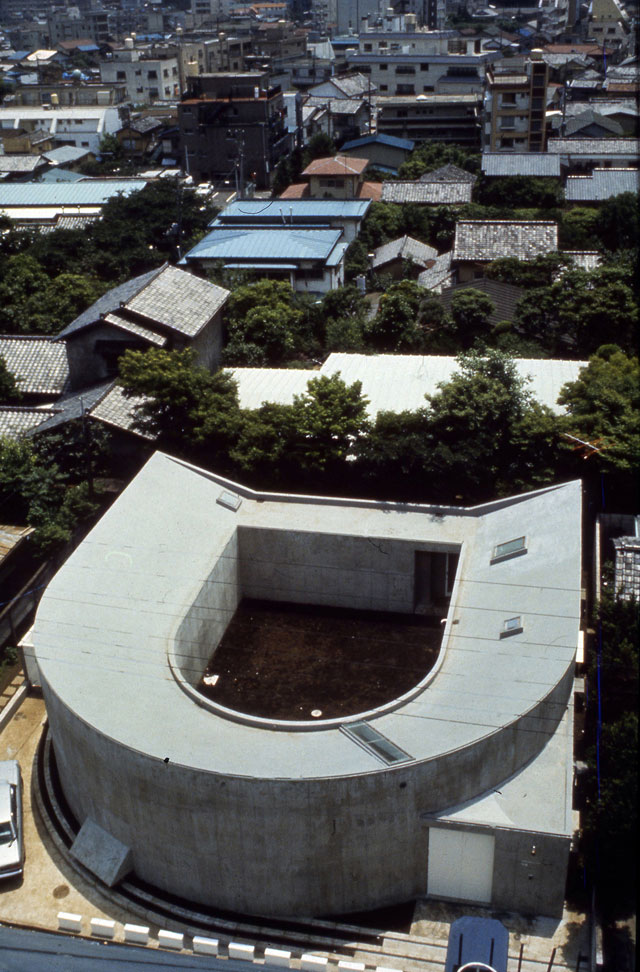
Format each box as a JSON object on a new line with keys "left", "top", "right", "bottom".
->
{"left": 56, "top": 264, "right": 230, "bottom": 389}
{"left": 30, "top": 452, "right": 582, "bottom": 919}
{"left": 371, "top": 236, "right": 438, "bottom": 278}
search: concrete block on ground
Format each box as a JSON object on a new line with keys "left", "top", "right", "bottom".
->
{"left": 301, "top": 954, "right": 329, "bottom": 972}
{"left": 193, "top": 936, "right": 219, "bottom": 955}
{"left": 70, "top": 817, "right": 133, "bottom": 887}
{"left": 228, "top": 942, "right": 256, "bottom": 961}
{"left": 57, "top": 912, "right": 82, "bottom": 933}
{"left": 158, "top": 929, "right": 184, "bottom": 950}
{"left": 124, "top": 923, "right": 149, "bottom": 944}
{"left": 90, "top": 917, "right": 116, "bottom": 938}
{"left": 264, "top": 947, "right": 292, "bottom": 967}
{"left": 338, "top": 963, "right": 365, "bottom": 972}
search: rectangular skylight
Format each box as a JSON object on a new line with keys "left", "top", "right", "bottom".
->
{"left": 500, "top": 616, "right": 524, "bottom": 638}
{"left": 341, "top": 722, "right": 413, "bottom": 765}
{"left": 491, "top": 536, "right": 527, "bottom": 564}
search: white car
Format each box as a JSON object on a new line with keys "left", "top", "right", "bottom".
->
{"left": 0, "top": 760, "right": 24, "bottom": 880}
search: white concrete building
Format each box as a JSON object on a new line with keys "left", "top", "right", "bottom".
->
{"left": 100, "top": 48, "right": 180, "bottom": 104}
{"left": 0, "top": 106, "right": 122, "bottom": 155}
{"left": 30, "top": 452, "right": 582, "bottom": 920}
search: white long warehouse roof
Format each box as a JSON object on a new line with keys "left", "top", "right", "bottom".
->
{"left": 228, "top": 354, "right": 587, "bottom": 416}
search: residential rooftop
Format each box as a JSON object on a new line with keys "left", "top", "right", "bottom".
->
{"left": 452, "top": 220, "right": 559, "bottom": 263}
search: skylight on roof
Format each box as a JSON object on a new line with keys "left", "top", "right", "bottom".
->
{"left": 341, "top": 722, "right": 412, "bottom": 765}
{"left": 500, "top": 616, "right": 524, "bottom": 638}
{"left": 491, "top": 536, "right": 527, "bottom": 564}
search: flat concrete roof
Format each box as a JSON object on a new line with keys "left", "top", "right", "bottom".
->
{"left": 33, "top": 454, "right": 581, "bottom": 785}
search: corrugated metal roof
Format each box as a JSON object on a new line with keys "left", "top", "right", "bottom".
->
{"left": 0, "top": 336, "right": 70, "bottom": 396}
{"left": 42, "top": 145, "right": 94, "bottom": 164}
{"left": 229, "top": 353, "right": 588, "bottom": 416}
{"left": 453, "top": 221, "right": 558, "bottom": 262}
{"left": 0, "top": 180, "right": 147, "bottom": 208}
{"left": 372, "top": 235, "right": 438, "bottom": 270}
{"left": 564, "top": 251, "right": 602, "bottom": 272}
{"left": 439, "top": 278, "right": 526, "bottom": 324}
{"left": 216, "top": 199, "right": 371, "bottom": 221}
{"left": 184, "top": 228, "right": 343, "bottom": 263}
{"left": 381, "top": 181, "right": 472, "bottom": 204}
{"left": 565, "top": 167, "right": 640, "bottom": 200}
{"left": 481, "top": 153, "right": 562, "bottom": 177}
{"left": 341, "top": 134, "right": 415, "bottom": 152}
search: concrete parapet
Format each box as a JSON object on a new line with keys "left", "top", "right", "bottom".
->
{"left": 158, "top": 929, "right": 184, "bottom": 950}
{"left": 90, "top": 917, "right": 116, "bottom": 938}
{"left": 193, "top": 936, "right": 219, "bottom": 955}
{"left": 301, "top": 954, "right": 329, "bottom": 972}
{"left": 57, "top": 912, "right": 82, "bottom": 933}
{"left": 123, "top": 923, "right": 150, "bottom": 944}
{"left": 265, "top": 947, "right": 293, "bottom": 967}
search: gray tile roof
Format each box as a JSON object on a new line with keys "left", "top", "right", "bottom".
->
{"left": 102, "top": 313, "right": 168, "bottom": 346}
{"left": 57, "top": 267, "right": 165, "bottom": 339}
{"left": 0, "top": 407, "right": 52, "bottom": 439}
{"left": 481, "top": 153, "right": 562, "bottom": 177}
{"left": 89, "top": 383, "right": 153, "bottom": 438}
{"left": 124, "top": 265, "right": 229, "bottom": 338}
{"left": 0, "top": 155, "right": 45, "bottom": 173}
{"left": 563, "top": 110, "right": 623, "bottom": 136}
{"left": 452, "top": 221, "right": 559, "bottom": 263}
{"left": 547, "top": 137, "right": 640, "bottom": 155}
{"left": 31, "top": 381, "right": 114, "bottom": 434}
{"left": 565, "top": 168, "right": 640, "bottom": 201}
{"left": 58, "top": 265, "right": 229, "bottom": 342}
{"left": 381, "top": 181, "right": 472, "bottom": 204}
{"left": 417, "top": 251, "right": 454, "bottom": 292}
{"left": 328, "top": 73, "right": 372, "bottom": 98}
{"left": 419, "top": 164, "right": 477, "bottom": 185}
{"left": 372, "top": 235, "right": 438, "bottom": 270}
{"left": 306, "top": 96, "right": 366, "bottom": 115}
{"left": 42, "top": 145, "right": 94, "bottom": 165}
{"left": 0, "top": 336, "right": 70, "bottom": 396}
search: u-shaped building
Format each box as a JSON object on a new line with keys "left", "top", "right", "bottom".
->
{"left": 30, "top": 453, "right": 582, "bottom": 918}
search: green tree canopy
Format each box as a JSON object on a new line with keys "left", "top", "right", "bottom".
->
{"left": 558, "top": 346, "right": 640, "bottom": 474}
{"left": 0, "top": 354, "right": 19, "bottom": 402}
{"left": 449, "top": 288, "right": 496, "bottom": 348}
{"left": 366, "top": 280, "right": 428, "bottom": 351}
{"left": 119, "top": 348, "right": 241, "bottom": 462}
{"left": 223, "top": 279, "right": 315, "bottom": 365}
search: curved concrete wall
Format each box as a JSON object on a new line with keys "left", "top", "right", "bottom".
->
{"left": 42, "top": 660, "right": 573, "bottom": 917}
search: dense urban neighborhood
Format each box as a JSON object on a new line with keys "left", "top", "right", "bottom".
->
{"left": 0, "top": 0, "right": 637, "bottom": 969}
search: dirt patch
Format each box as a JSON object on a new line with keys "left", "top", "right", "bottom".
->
{"left": 198, "top": 599, "right": 443, "bottom": 721}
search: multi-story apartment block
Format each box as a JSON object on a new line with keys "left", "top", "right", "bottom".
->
{"left": 376, "top": 92, "right": 482, "bottom": 144}
{"left": 10, "top": 82, "right": 128, "bottom": 107}
{"left": 100, "top": 44, "right": 180, "bottom": 103}
{"left": 483, "top": 53, "right": 549, "bottom": 152}
{"left": 178, "top": 72, "right": 292, "bottom": 188}
{"left": 47, "top": 9, "right": 110, "bottom": 46}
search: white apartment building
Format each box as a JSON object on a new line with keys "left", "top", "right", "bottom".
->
{"left": 0, "top": 106, "right": 122, "bottom": 154}
{"left": 100, "top": 47, "right": 180, "bottom": 104}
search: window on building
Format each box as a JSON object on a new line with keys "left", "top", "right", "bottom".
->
{"left": 380, "top": 84, "right": 388, "bottom": 91}
{"left": 396, "top": 84, "right": 415, "bottom": 94}
{"left": 341, "top": 722, "right": 412, "bottom": 765}
{"left": 500, "top": 92, "right": 516, "bottom": 105}
{"left": 147, "top": 70, "right": 158, "bottom": 80}
{"left": 396, "top": 66, "right": 415, "bottom": 75}
{"left": 116, "top": 71, "right": 126, "bottom": 80}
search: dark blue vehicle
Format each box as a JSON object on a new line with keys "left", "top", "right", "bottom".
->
{"left": 445, "top": 916, "right": 509, "bottom": 972}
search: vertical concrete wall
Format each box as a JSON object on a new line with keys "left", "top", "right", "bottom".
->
{"left": 189, "top": 311, "right": 224, "bottom": 373}
{"left": 173, "top": 532, "right": 240, "bottom": 685}
{"left": 42, "top": 655, "right": 572, "bottom": 919}
{"left": 238, "top": 528, "right": 456, "bottom": 614}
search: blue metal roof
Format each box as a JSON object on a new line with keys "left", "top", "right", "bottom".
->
{"left": 184, "top": 228, "right": 343, "bottom": 263}
{"left": 0, "top": 180, "right": 147, "bottom": 207}
{"left": 341, "top": 133, "right": 415, "bottom": 152}
{"left": 214, "top": 199, "right": 370, "bottom": 223}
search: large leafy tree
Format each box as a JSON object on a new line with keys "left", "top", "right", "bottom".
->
{"left": 366, "top": 280, "right": 429, "bottom": 351}
{"left": 222, "top": 279, "right": 316, "bottom": 365}
{"left": 0, "top": 354, "right": 19, "bottom": 402}
{"left": 119, "top": 348, "right": 242, "bottom": 463}
{"left": 558, "top": 346, "right": 640, "bottom": 476}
